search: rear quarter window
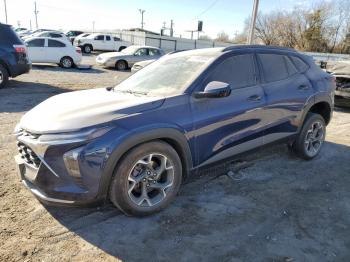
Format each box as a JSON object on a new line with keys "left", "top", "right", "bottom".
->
{"left": 290, "top": 56, "right": 310, "bottom": 73}
{"left": 0, "top": 25, "right": 23, "bottom": 45}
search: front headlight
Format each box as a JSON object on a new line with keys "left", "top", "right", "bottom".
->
{"left": 39, "top": 126, "right": 113, "bottom": 144}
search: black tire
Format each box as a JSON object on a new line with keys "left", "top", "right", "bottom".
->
{"left": 0, "top": 64, "right": 9, "bottom": 89}
{"left": 60, "top": 56, "right": 74, "bottom": 68}
{"left": 83, "top": 44, "right": 92, "bottom": 54}
{"left": 115, "top": 60, "right": 128, "bottom": 71}
{"left": 291, "top": 113, "right": 326, "bottom": 160}
{"left": 109, "top": 141, "right": 182, "bottom": 217}
{"left": 118, "top": 46, "right": 126, "bottom": 52}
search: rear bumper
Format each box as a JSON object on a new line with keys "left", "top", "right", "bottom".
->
{"left": 10, "top": 63, "right": 31, "bottom": 78}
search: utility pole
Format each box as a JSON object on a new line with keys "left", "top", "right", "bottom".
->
{"left": 138, "top": 9, "right": 145, "bottom": 29}
{"left": 30, "top": 20, "right": 32, "bottom": 30}
{"left": 92, "top": 21, "right": 95, "bottom": 33}
{"left": 3, "top": 0, "right": 8, "bottom": 24}
{"left": 170, "top": 19, "right": 174, "bottom": 37}
{"left": 34, "top": 1, "right": 39, "bottom": 29}
{"left": 247, "top": 0, "right": 259, "bottom": 44}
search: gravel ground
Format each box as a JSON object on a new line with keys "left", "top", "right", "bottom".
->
{"left": 0, "top": 55, "right": 350, "bottom": 262}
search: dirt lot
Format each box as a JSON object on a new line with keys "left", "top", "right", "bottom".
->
{"left": 1, "top": 55, "right": 350, "bottom": 262}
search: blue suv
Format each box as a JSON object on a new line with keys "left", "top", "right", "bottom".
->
{"left": 15, "top": 46, "right": 335, "bottom": 216}
{"left": 0, "top": 23, "right": 31, "bottom": 88}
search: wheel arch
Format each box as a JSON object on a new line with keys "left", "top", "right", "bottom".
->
{"left": 98, "top": 128, "right": 193, "bottom": 200}
{"left": 0, "top": 59, "right": 11, "bottom": 77}
{"left": 308, "top": 101, "right": 332, "bottom": 125}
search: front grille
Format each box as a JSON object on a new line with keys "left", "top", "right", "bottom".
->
{"left": 17, "top": 142, "right": 41, "bottom": 168}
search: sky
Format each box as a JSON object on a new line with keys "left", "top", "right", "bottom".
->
{"left": 1, "top": 0, "right": 319, "bottom": 39}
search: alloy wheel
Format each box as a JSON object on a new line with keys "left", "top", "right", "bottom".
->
{"left": 304, "top": 121, "right": 325, "bottom": 157}
{"left": 0, "top": 71, "right": 3, "bottom": 84}
{"left": 127, "top": 153, "right": 175, "bottom": 207}
{"left": 62, "top": 58, "right": 72, "bottom": 68}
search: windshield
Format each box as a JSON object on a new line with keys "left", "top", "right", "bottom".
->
{"left": 114, "top": 52, "right": 217, "bottom": 97}
{"left": 121, "top": 46, "right": 140, "bottom": 55}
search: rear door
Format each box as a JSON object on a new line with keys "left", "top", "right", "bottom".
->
{"left": 192, "top": 51, "right": 267, "bottom": 167}
{"left": 257, "top": 52, "right": 314, "bottom": 143}
{"left": 47, "top": 39, "right": 67, "bottom": 63}
{"left": 26, "top": 38, "right": 46, "bottom": 62}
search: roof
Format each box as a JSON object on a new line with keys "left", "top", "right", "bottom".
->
{"left": 223, "top": 45, "right": 297, "bottom": 53}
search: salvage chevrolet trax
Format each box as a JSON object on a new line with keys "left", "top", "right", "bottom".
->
{"left": 14, "top": 46, "right": 335, "bottom": 216}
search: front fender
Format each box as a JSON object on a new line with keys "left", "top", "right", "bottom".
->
{"left": 97, "top": 126, "right": 193, "bottom": 200}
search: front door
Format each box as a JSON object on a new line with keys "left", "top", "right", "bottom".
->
{"left": 191, "top": 52, "right": 267, "bottom": 167}
{"left": 26, "top": 38, "right": 46, "bottom": 63}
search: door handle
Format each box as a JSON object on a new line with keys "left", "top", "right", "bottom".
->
{"left": 247, "top": 94, "right": 262, "bottom": 102}
{"left": 298, "top": 84, "right": 310, "bottom": 90}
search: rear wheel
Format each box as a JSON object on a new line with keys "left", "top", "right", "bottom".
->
{"left": 109, "top": 141, "right": 182, "bottom": 216}
{"left": 115, "top": 60, "right": 128, "bottom": 71}
{"left": 0, "top": 64, "right": 9, "bottom": 89}
{"left": 291, "top": 113, "right": 326, "bottom": 160}
{"left": 83, "top": 44, "right": 92, "bottom": 54}
{"left": 60, "top": 56, "right": 74, "bottom": 68}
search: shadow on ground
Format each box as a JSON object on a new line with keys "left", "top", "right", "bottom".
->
{"left": 0, "top": 80, "right": 70, "bottom": 113}
{"left": 44, "top": 141, "right": 350, "bottom": 261}
{"left": 31, "top": 64, "right": 105, "bottom": 74}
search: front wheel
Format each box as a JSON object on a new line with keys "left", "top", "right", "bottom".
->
{"left": 0, "top": 64, "right": 9, "bottom": 89}
{"left": 291, "top": 113, "right": 326, "bottom": 160}
{"left": 115, "top": 60, "right": 128, "bottom": 71}
{"left": 109, "top": 141, "right": 182, "bottom": 216}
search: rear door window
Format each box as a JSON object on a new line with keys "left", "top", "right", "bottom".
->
{"left": 205, "top": 54, "right": 257, "bottom": 89}
{"left": 26, "top": 39, "right": 45, "bottom": 47}
{"left": 258, "top": 53, "right": 290, "bottom": 82}
{"left": 106, "top": 36, "right": 111, "bottom": 41}
{"left": 48, "top": 39, "right": 66, "bottom": 47}
{"left": 149, "top": 49, "right": 160, "bottom": 56}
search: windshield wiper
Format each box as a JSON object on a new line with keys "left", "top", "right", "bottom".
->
{"left": 115, "top": 89, "right": 148, "bottom": 96}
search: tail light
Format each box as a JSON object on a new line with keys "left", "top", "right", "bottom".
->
{"left": 76, "top": 48, "right": 82, "bottom": 54}
{"left": 13, "top": 44, "right": 27, "bottom": 54}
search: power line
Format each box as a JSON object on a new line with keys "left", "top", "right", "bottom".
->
{"left": 194, "top": 0, "right": 220, "bottom": 20}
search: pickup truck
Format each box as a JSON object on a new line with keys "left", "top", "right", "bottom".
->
{"left": 74, "top": 33, "right": 131, "bottom": 53}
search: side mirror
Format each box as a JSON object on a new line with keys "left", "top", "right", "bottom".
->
{"left": 194, "top": 81, "right": 231, "bottom": 99}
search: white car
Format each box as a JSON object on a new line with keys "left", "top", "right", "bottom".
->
{"left": 131, "top": 59, "right": 156, "bottom": 73}
{"left": 74, "top": 33, "right": 130, "bottom": 53}
{"left": 23, "top": 31, "right": 69, "bottom": 43}
{"left": 96, "top": 46, "right": 164, "bottom": 70}
{"left": 25, "top": 37, "right": 82, "bottom": 68}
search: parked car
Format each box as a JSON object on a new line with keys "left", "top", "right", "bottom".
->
{"left": 324, "top": 61, "right": 350, "bottom": 107}
{"left": 73, "top": 33, "right": 90, "bottom": 45}
{"left": 23, "top": 31, "right": 69, "bottom": 43}
{"left": 0, "top": 23, "right": 31, "bottom": 88}
{"left": 15, "top": 27, "right": 28, "bottom": 33}
{"left": 18, "top": 29, "right": 54, "bottom": 38}
{"left": 14, "top": 45, "right": 335, "bottom": 216}
{"left": 74, "top": 33, "right": 130, "bottom": 53}
{"left": 131, "top": 59, "right": 155, "bottom": 73}
{"left": 65, "top": 30, "right": 84, "bottom": 44}
{"left": 96, "top": 46, "right": 164, "bottom": 70}
{"left": 25, "top": 37, "right": 82, "bottom": 68}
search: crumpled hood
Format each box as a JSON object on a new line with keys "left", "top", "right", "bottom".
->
{"left": 19, "top": 88, "right": 164, "bottom": 134}
{"left": 97, "top": 52, "right": 127, "bottom": 60}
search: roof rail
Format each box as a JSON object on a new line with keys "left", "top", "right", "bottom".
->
{"left": 222, "top": 45, "right": 297, "bottom": 52}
